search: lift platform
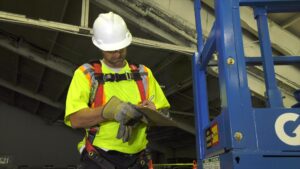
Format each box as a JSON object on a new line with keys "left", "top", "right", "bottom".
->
{"left": 192, "top": 0, "right": 300, "bottom": 168}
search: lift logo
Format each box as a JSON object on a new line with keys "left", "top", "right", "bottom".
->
{"left": 274, "top": 113, "right": 300, "bottom": 146}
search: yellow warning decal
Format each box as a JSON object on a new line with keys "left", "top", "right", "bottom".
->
{"left": 206, "top": 123, "right": 219, "bottom": 148}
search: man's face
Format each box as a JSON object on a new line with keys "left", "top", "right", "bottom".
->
{"left": 102, "top": 48, "right": 127, "bottom": 68}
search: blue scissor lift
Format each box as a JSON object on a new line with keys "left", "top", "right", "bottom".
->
{"left": 192, "top": 0, "right": 300, "bottom": 168}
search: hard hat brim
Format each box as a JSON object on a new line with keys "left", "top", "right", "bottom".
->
{"left": 92, "top": 33, "right": 132, "bottom": 51}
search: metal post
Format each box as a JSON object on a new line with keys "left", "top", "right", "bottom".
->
{"left": 254, "top": 7, "right": 283, "bottom": 108}
{"left": 81, "top": 0, "right": 89, "bottom": 27}
{"left": 192, "top": 53, "right": 210, "bottom": 169}
{"left": 215, "top": 0, "right": 256, "bottom": 149}
{"left": 193, "top": 1, "right": 210, "bottom": 169}
{"left": 194, "top": 0, "right": 203, "bottom": 49}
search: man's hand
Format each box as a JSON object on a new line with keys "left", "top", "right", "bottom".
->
{"left": 138, "top": 100, "right": 156, "bottom": 111}
{"left": 116, "top": 123, "right": 133, "bottom": 142}
{"left": 102, "top": 96, "right": 148, "bottom": 142}
{"left": 102, "top": 96, "right": 143, "bottom": 124}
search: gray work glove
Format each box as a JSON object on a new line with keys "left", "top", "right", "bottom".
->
{"left": 102, "top": 96, "right": 142, "bottom": 123}
{"left": 102, "top": 96, "right": 148, "bottom": 142}
{"left": 116, "top": 107, "right": 149, "bottom": 143}
{"left": 117, "top": 123, "right": 133, "bottom": 143}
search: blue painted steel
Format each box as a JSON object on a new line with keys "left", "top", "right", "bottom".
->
{"left": 254, "top": 7, "right": 283, "bottom": 108}
{"left": 204, "top": 113, "right": 227, "bottom": 156}
{"left": 240, "top": 0, "right": 300, "bottom": 13}
{"left": 199, "top": 22, "right": 216, "bottom": 70}
{"left": 265, "top": 5, "right": 300, "bottom": 13}
{"left": 292, "top": 103, "right": 300, "bottom": 108}
{"left": 215, "top": 0, "right": 256, "bottom": 149}
{"left": 245, "top": 56, "right": 300, "bottom": 65}
{"left": 192, "top": 53, "right": 210, "bottom": 169}
{"left": 193, "top": 0, "right": 300, "bottom": 168}
{"left": 194, "top": 0, "right": 203, "bottom": 50}
{"left": 208, "top": 56, "right": 300, "bottom": 66}
{"left": 240, "top": 0, "right": 300, "bottom": 6}
{"left": 193, "top": 1, "right": 209, "bottom": 168}
{"left": 294, "top": 90, "right": 300, "bottom": 102}
{"left": 220, "top": 151, "right": 300, "bottom": 169}
{"left": 254, "top": 108, "right": 300, "bottom": 151}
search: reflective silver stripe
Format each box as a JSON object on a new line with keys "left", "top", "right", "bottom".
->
{"left": 82, "top": 63, "right": 94, "bottom": 75}
{"left": 81, "top": 63, "right": 98, "bottom": 105}
{"left": 139, "top": 64, "right": 148, "bottom": 99}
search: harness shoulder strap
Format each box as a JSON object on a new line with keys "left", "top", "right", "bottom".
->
{"left": 80, "top": 61, "right": 103, "bottom": 155}
{"left": 80, "top": 61, "right": 102, "bottom": 107}
{"left": 92, "top": 61, "right": 104, "bottom": 107}
{"left": 129, "top": 63, "right": 147, "bottom": 102}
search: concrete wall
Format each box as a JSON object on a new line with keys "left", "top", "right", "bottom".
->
{"left": 0, "top": 101, "right": 83, "bottom": 167}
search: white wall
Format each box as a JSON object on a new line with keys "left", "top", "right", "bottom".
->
{"left": 0, "top": 101, "right": 83, "bottom": 167}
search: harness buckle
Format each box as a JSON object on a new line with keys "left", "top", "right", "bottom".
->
{"left": 114, "top": 73, "right": 120, "bottom": 81}
{"left": 102, "top": 74, "right": 107, "bottom": 81}
{"left": 125, "top": 72, "right": 132, "bottom": 80}
{"left": 103, "top": 74, "right": 113, "bottom": 82}
{"left": 88, "top": 151, "right": 94, "bottom": 157}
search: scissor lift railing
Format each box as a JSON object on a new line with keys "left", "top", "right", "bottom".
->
{"left": 192, "top": 0, "right": 300, "bottom": 168}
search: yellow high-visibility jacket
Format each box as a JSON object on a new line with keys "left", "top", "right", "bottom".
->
{"left": 65, "top": 60, "right": 170, "bottom": 154}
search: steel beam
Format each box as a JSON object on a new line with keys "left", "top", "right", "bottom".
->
{"left": 115, "top": 0, "right": 197, "bottom": 44}
{"left": 0, "top": 4, "right": 298, "bottom": 101}
{"left": 282, "top": 13, "right": 300, "bottom": 29}
{"left": 153, "top": 54, "right": 180, "bottom": 75}
{"left": 0, "top": 33, "right": 195, "bottom": 133}
{"left": 0, "top": 11, "right": 91, "bottom": 36}
{"left": 165, "top": 77, "right": 193, "bottom": 97}
{"left": 34, "top": 67, "right": 46, "bottom": 93}
{"left": 0, "top": 10, "right": 195, "bottom": 55}
{"left": 210, "top": 66, "right": 296, "bottom": 107}
{"left": 81, "top": 0, "right": 89, "bottom": 27}
{"left": 0, "top": 35, "right": 75, "bottom": 76}
{"left": 201, "top": 0, "right": 300, "bottom": 103}
{"left": 90, "top": 0, "right": 188, "bottom": 45}
{"left": 0, "top": 78, "right": 64, "bottom": 109}
{"left": 241, "top": 8, "right": 300, "bottom": 56}
{"left": 48, "top": 0, "right": 69, "bottom": 55}
{"left": 140, "top": 0, "right": 299, "bottom": 107}
{"left": 133, "top": 37, "right": 194, "bottom": 55}
{"left": 13, "top": 55, "right": 20, "bottom": 84}
{"left": 202, "top": 0, "right": 300, "bottom": 57}
{"left": 0, "top": 1, "right": 298, "bottom": 109}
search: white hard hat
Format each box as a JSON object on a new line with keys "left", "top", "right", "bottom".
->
{"left": 92, "top": 12, "right": 132, "bottom": 51}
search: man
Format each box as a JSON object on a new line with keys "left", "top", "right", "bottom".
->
{"left": 65, "top": 12, "right": 170, "bottom": 169}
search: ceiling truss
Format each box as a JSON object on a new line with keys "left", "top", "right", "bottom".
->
{"left": 0, "top": 0, "right": 299, "bottom": 126}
